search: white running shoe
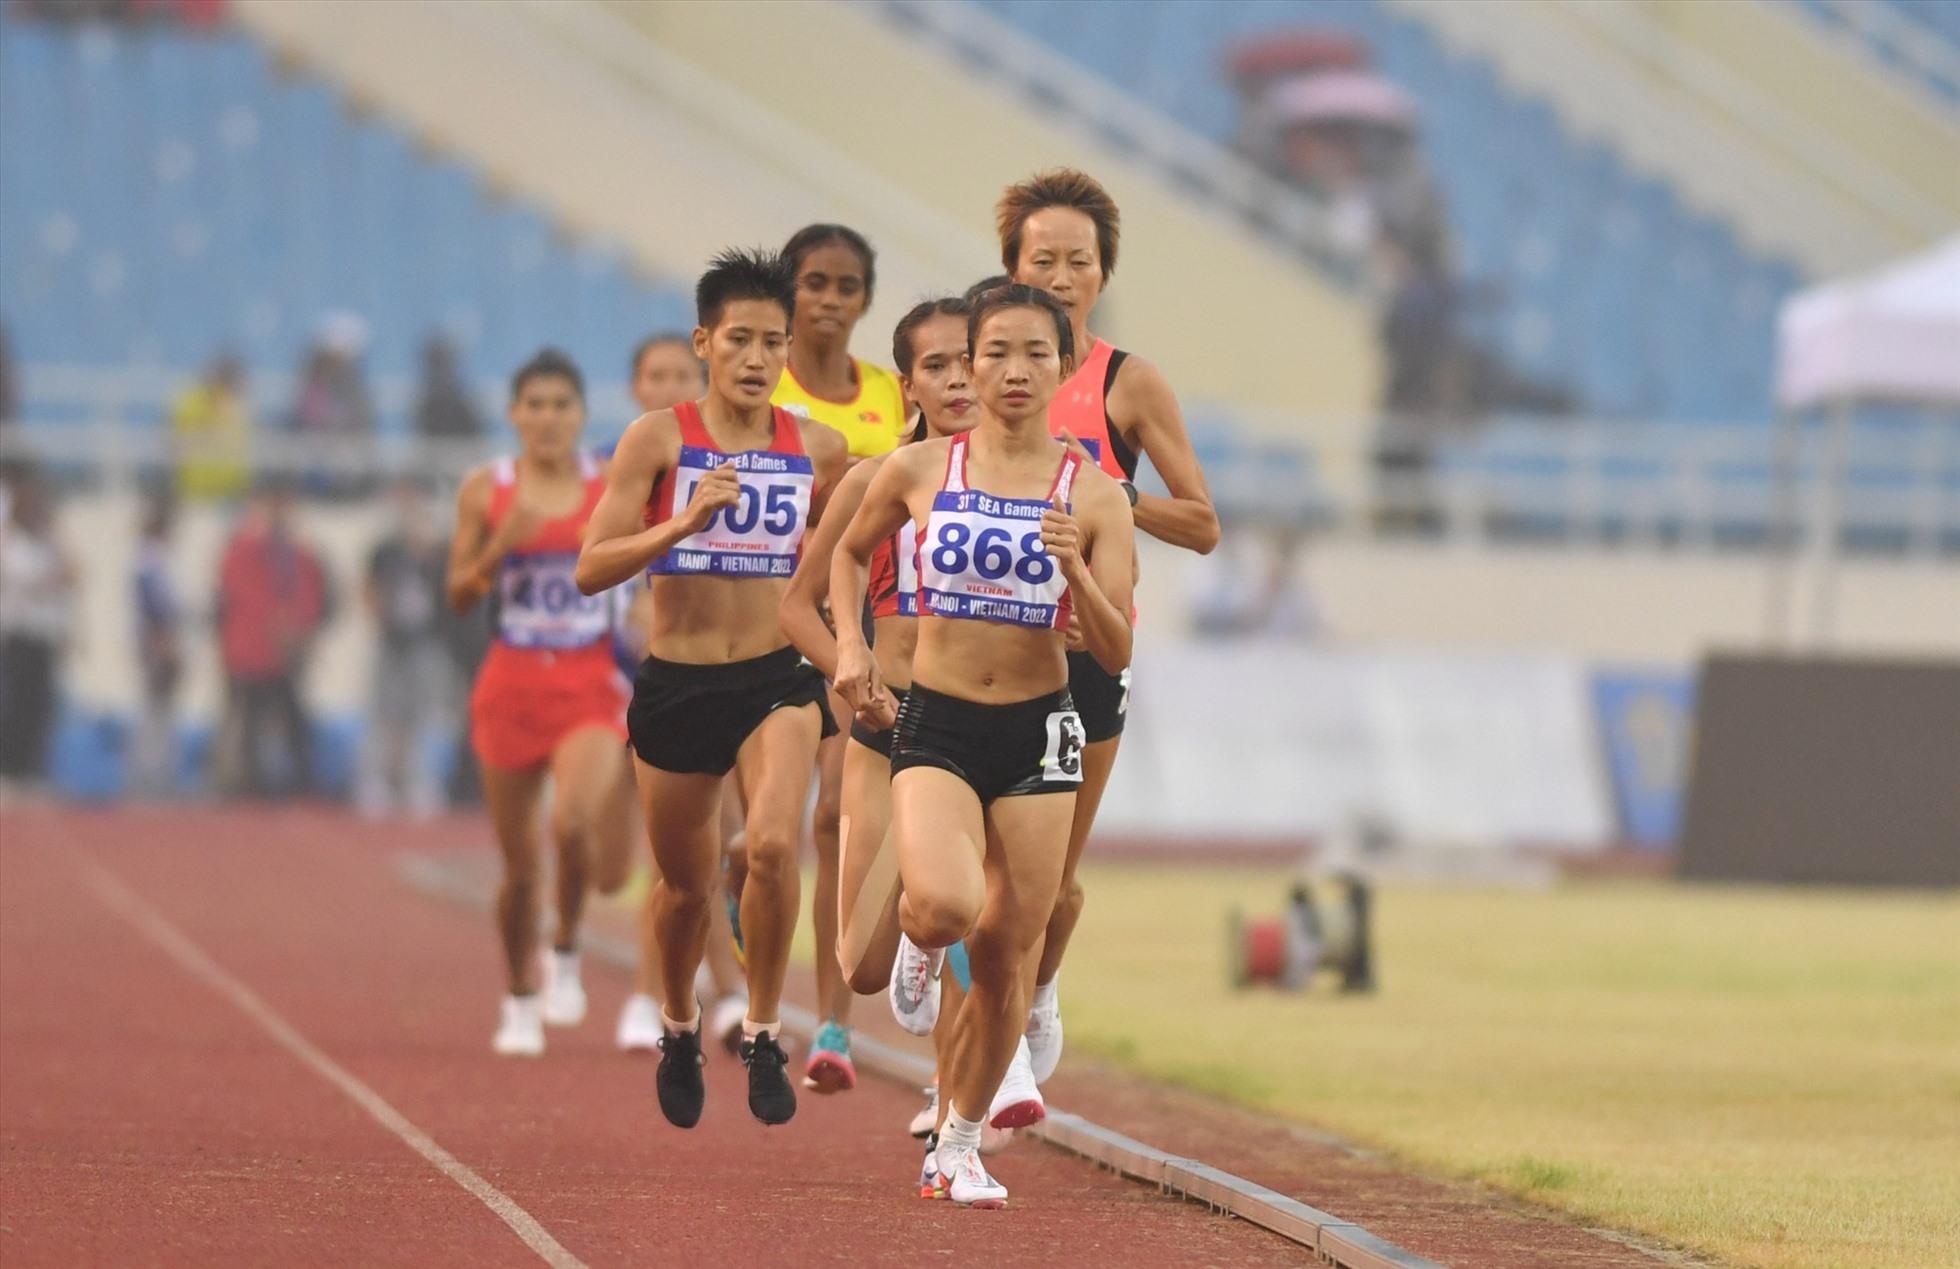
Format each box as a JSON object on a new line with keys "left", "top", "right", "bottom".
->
{"left": 1026, "top": 977, "right": 1063, "bottom": 1084}
{"left": 615, "top": 993, "right": 662, "bottom": 1053}
{"left": 492, "top": 995, "right": 545, "bottom": 1057}
{"left": 542, "top": 950, "right": 587, "bottom": 1027}
{"left": 917, "top": 1146, "right": 943, "bottom": 1200}
{"left": 988, "top": 1036, "right": 1045, "bottom": 1130}
{"left": 710, "top": 993, "right": 749, "bottom": 1056}
{"left": 908, "top": 1084, "right": 940, "bottom": 1139}
{"left": 938, "top": 1143, "right": 1008, "bottom": 1209}
{"left": 889, "top": 935, "right": 943, "bottom": 1036}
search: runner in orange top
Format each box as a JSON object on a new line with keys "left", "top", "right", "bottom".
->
{"left": 447, "top": 349, "right": 635, "bottom": 1059}
{"left": 997, "top": 169, "right": 1221, "bottom": 1084}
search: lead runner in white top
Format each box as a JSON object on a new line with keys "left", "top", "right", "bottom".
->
{"left": 830, "top": 286, "right": 1135, "bottom": 1207}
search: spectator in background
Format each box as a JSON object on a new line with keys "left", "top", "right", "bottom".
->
{"left": 213, "top": 479, "right": 333, "bottom": 799}
{"left": 129, "top": 491, "right": 184, "bottom": 798}
{"left": 290, "top": 314, "right": 376, "bottom": 437}
{"left": 171, "top": 353, "right": 252, "bottom": 503}
{"left": 355, "top": 477, "right": 450, "bottom": 818}
{"left": 290, "top": 313, "right": 376, "bottom": 499}
{"left": 0, "top": 470, "right": 76, "bottom": 794}
{"left": 413, "top": 336, "right": 483, "bottom": 447}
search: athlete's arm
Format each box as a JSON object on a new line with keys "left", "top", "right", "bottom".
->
{"left": 830, "top": 447, "right": 924, "bottom": 715}
{"left": 444, "top": 467, "right": 497, "bottom": 612}
{"left": 1043, "top": 467, "right": 1135, "bottom": 674}
{"left": 1109, "top": 355, "right": 1221, "bottom": 555}
{"left": 800, "top": 419, "right": 851, "bottom": 527}
{"left": 780, "top": 456, "right": 876, "bottom": 681}
{"left": 575, "top": 411, "right": 735, "bottom": 595}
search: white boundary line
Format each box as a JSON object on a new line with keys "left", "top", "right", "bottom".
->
{"left": 399, "top": 851, "right": 1446, "bottom": 1268}
{"left": 80, "top": 857, "right": 588, "bottom": 1269}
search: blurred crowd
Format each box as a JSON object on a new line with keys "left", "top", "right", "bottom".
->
{"left": 0, "top": 312, "right": 499, "bottom": 809}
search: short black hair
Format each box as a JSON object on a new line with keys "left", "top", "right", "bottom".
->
{"left": 510, "top": 347, "right": 584, "bottom": 402}
{"left": 695, "top": 247, "right": 796, "bottom": 331}
{"left": 966, "top": 283, "right": 1075, "bottom": 364}
{"left": 629, "top": 331, "right": 697, "bottom": 379}
{"left": 782, "top": 223, "right": 877, "bottom": 303}
{"left": 892, "top": 296, "right": 971, "bottom": 376}
{"left": 962, "top": 275, "right": 1012, "bottom": 303}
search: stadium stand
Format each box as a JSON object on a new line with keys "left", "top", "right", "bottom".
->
{"left": 0, "top": 17, "right": 694, "bottom": 428}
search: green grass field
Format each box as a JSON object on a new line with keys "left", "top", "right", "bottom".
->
{"left": 1048, "top": 864, "right": 1960, "bottom": 1269}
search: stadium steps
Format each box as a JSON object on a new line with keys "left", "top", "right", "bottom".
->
{"left": 1386, "top": 0, "right": 1960, "bottom": 276}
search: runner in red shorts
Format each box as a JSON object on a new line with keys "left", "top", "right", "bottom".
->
{"left": 447, "top": 349, "right": 635, "bottom": 1058}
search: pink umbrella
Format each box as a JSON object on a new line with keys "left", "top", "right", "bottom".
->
{"left": 1265, "top": 71, "right": 1420, "bottom": 131}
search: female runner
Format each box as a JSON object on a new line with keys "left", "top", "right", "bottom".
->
{"left": 997, "top": 170, "right": 1219, "bottom": 1082}
{"left": 447, "top": 349, "right": 637, "bottom": 1057}
{"left": 614, "top": 334, "right": 751, "bottom": 1056}
{"left": 770, "top": 223, "right": 909, "bottom": 1091}
{"left": 578, "top": 249, "right": 847, "bottom": 1129}
{"left": 832, "top": 286, "right": 1135, "bottom": 1206}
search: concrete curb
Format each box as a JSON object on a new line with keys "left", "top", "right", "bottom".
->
{"left": 398, "top": 851, "right": 1446, "bottom": 1268}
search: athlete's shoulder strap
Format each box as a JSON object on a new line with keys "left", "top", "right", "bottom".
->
{"left": 1049, "top": 449, "right": 1083, "bottom": 508}
{"left": 672, "top": 399, "right": 712, "bottom": 451}
{"left": 492, "top": 457, "right": 516, "bottom": 485}
{"left": 943, "top": 434, "right": 970, "bottom": 494}
{"left": 1103, "top": 346, "right": 1129, "bottom": 396}
{"left": 772, "top": 405, "right": 809, "bottom": 457}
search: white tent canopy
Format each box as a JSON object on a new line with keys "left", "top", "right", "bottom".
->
{"left": 1775, "top": 234, "right": 1960, "bottom": 411}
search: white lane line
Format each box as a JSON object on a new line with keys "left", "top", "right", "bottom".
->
{"left": 82, "top": 857, "right": 587, "bottom": 1269}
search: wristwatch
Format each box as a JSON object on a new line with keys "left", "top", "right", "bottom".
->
{"left": 1121, "top": 480, "right": 1138, "bottom": 508}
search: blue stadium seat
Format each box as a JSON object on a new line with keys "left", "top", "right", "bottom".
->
{"left": 0, "top": 18, "right": 693, "bottom": 433}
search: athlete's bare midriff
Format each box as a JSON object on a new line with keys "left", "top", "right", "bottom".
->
{"left": 911, "top": 617, "right": 1068, "bottom": 705}
{"left": 872, "top": 614, "right": 918, "bottom": 692}
{"left": 646, "top": 574, "right": 794, "bottom": 664}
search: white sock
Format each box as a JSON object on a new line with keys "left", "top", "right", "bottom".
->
{"left": 940, "top": 1109, "right": 983, "bottom": 1156}
{"left": 1033, "top": 978, "right": 1057, "bottom": 1010}
{"left": 742, "top": 1016, "right": 780, "bottom": 1040}
{"left": 661, "top": 1008, "right": 699, "bottom": 1034}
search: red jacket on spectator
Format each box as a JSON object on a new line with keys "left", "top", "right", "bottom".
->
{"left": 217, "top": 515, "right": 330, "bottom": 681}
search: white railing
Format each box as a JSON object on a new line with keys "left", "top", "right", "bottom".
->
{"left": 9, "top": 393, "right": 1953, "bottom": 559}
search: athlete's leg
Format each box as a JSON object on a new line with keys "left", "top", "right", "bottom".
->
{"left": 1033, "top": 735, "right": 1119, "bottom": 986}
{"left": 730, "top": 703, "right": 823, "bottom": 1024}
{"left": 544, "top": 726, "right": 631, "bottom": 950}
{"left": 930, "top": 955, "right": 967, "bottom": 1137}
{"left": 839, "top": 738, "right": 903, "bottom": 994}
{"left": 943, "top": 793, "right": 1073, "bottom": 1127}
{"left": 892, "top": 766, "right": 987, "bottom": 949}
{"left": 481, "top": 760, "right": 550, "bottom": 995}
{"left": 635, "top": 758, "right": 724, "bottom": 1025}
{"left": 810, "top": 720, "right": 852, "bottom": 1026}
{"left": 587, "top": 739, "right": 639, "bottom": 898}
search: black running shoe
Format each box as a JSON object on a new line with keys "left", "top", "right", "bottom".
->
{"left": 656, "top": 1026, "right": 706, "bottom": 1128}
{"left": 739, "top": 1030, "right": 796, "bottom": 1125}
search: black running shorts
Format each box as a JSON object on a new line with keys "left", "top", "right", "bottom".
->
{"left": 890, "top": 684, "right": 1085, "bottom": 805}
{"left": 629, "top": 645, "right": 837, "bottom": 776}
{"left": 847, "top": 687, "right": 909, "bottom": 758}
{"left": 1067, "top": 651, "right": 1130, "bottom": 743}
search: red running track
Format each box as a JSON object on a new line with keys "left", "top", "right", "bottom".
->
{"left": 0, "top": 807, "right": 1298, "bottom": 1266}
